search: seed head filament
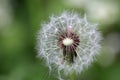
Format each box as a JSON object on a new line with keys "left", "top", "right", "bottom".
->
{"left": 58, "top": 27, "right": 80, "bottom": 63}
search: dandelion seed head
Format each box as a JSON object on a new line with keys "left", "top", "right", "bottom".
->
{"left": 37, "top": 11, "right": 102, "bottom": 79}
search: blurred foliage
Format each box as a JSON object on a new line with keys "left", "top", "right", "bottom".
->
{"left": 0, "top": 0, "right": 120, "bottom": 80}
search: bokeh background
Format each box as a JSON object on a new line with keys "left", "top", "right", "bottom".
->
{"left": 0, "top": 0, "right": 120, "bottom": 80}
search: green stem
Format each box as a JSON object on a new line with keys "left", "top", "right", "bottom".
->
{"left": 69, "top": 71, "right": 75, "bottom": 80}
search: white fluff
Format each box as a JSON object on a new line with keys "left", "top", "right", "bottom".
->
{"left": 37, "top": 11, "right": 102, "bottom": 80}
{"left": 63, "top": 38, "right": 74, "bottom": 46}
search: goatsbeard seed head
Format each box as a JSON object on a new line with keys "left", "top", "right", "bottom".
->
{"left": 37, "top": 11, "right": 102, "bottom": 80}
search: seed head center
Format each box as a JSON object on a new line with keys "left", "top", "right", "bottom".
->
{"left": 62, "top": 38, "right": 74, "bottom": 46}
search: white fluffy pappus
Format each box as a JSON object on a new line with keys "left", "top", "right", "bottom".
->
{"left": 37, "top": 11, "right": 102, "bottom": 79}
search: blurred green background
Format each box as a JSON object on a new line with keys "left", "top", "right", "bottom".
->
{"left": 0, "top": 0, "right": 120, "bottom": 80}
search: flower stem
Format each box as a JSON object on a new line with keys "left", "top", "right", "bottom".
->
{"left": 69, "top": 71, "right": 75, "bottom": 80}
